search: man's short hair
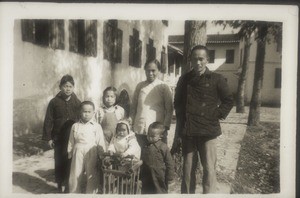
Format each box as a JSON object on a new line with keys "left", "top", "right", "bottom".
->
{"left": 190, "top": 45, "right": 209, "bottom": 57}
{"left": 144, "top": 59, "right": 162, "bottom": 72}
{"left": 148, "top": 121, "right": 165, "bottom": 135}
{"left": 80, "top": 101, "right": 95, "bottom": 110}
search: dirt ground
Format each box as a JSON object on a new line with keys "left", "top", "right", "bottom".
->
{"left": 12, "top": 106, "right": 280, "bottom": 194}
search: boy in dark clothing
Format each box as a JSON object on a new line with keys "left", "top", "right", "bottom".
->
{"left": 42, "top": 75, "right": 81, "bottom": 193}
{"left": 140, "top": 122, "right": 175, "bottom": 194}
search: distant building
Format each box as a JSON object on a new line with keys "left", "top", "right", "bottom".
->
{"left": 14, "top": 19, "right": 169, "bottom": 136}
{"left": 168, "top": 33, "right": 281, "bottom": 106}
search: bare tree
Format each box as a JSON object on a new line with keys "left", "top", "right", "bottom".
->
{"left": 182, "top": 21, "right": 207, "bottom": 74}
{"left": 247, "top": 23, "right": 268, "bottom": 126}
{"left": 248, "top": 22, "right": 282, "bottom": 126}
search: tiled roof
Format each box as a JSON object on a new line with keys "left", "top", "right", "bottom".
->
{"left": 169, "top": 34, "right": 240, "bottom": 44}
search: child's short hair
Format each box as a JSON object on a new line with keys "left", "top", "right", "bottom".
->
{"left": 148, "top": 121, "right": 165, "bottom": 136}
{"left": 59, "top": 74, "right": 75, "bottom": 87}
{"left": 102, "top": 86, "right": 118, "bottom": 105}
{"left": 80, "top": 101, "right": 95, "bottom": 110}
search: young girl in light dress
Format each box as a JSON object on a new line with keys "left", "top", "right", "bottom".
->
{"left": 97, "top": 87, "right": 125, "bottom": 147}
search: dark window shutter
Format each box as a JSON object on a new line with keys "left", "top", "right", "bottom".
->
{"left": 34, "top": 19, "right": 50, "bottom": 47}
{"left": 161, "top": 46, "right": 167, "bottom": 73}
{"left": 49, "top": 20, "right": 65, "bottom": 50}
{"left": 77, "top": 20, "right": 85, "bottom": 55}
{"left": 104, "top": 20, "right": 122, "bottom": 63}
{"left": 137, "top": 40, "right": 142, "bottom": 67}
{"left": 116, "top": 29, "right": 123, "bottom": 63}
{"left": 85, "top": 20, "right": 97, "bottom": 57}
{"left": 208, "top": 50, "right": 215, "bottom": 63}
{"left": 69, "top": 20, "right": 79, "bottom": 53}
{"left": 225, "top": 49, "right": 234, "bottom": 64}
{"left": 21, "top": 19, "right": 35, "bottom": 42}
{"left": 129, "top": 28, "right": 142, "bottom": 68}
{"left": 147, "top": 38, "right": 156, "bottom": 61}
{"left": 129, "top": 35, "right": 134, "bottom": 66}
{"left": 274, "top": 68, "right": 281, "bottom": 88}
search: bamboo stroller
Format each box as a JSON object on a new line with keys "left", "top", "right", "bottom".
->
{"left": 101, "top": 153, "right": 143, "bottom": 194}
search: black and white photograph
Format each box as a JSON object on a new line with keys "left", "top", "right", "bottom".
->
{"left": 0, "top": 3, "right": 297, "bottom": 197}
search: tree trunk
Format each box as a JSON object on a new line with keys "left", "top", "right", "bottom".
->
{"left": 182, "top": 21, "right": 207, "bottom": 74}
{"left": 236, "top": 36, "right": 251, "bottom": 113}
{"left": 247, "top": 24, "right": 268, "bottom": 126}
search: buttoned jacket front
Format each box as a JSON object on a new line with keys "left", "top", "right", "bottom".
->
{"left": 141, "top": 140, "right": 175, "bottom": 193}
{"left": 42, "top": 92, "right": 81, "bottom": 142}
{"left": 174, "top": 68, "right": 234, "bottom": 137}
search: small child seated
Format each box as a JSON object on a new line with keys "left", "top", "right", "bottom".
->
{"left": 140, "top": 122, "right": 175, "bottom": 194}
{"left": 107, "top": 120, "right": 141, "bottom": 160}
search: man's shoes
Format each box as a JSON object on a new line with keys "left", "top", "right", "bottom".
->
{"left": 57, "top": 183, "right": 63, "bottom": 193}
{"left": 61, "top": 185, "right": 66, "bottom": 193}
{"left": 63, "top": 186, "right": 69, "bottom": 193}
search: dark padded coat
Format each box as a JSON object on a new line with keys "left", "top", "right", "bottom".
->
{"left": 140, "top": 140, "right": 175, "bottom": 194}
{"left": 42, "top": 91, "right": 81, "bottom": 184}
{"left": 42, "top": 91, "right": 81, "bottom": 142}
{"left": 174, "top": 68, "right": 234, "bottom": 138}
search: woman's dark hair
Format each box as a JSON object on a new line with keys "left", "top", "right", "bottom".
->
{"left": 144, "top": 59, "right": 161, "bottom": 72}
{"left": 102, "top": 86, "right": 118, "bottom": 106}
{"left": 80, "top": 101, "right": 95, "bottom": 110}
{"left": 59, "top": 74, "right": 75, "bottom": 88}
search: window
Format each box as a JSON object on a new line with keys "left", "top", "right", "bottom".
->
{"left": 275, "top": 68, "right": 281, "bottom": 88}
{"left": 49, "top": 20, "right": 65, "bottom": 50}
{"left": 85, "top": 20, "right": 97, "bottom": 57}
{"left": 226, "top": 49, "right": 234, "bottom": 64}
{"left": 129, "top": 29, "right": 142, "bottom": 68}
{"left": 103, "top": 20, "right": 122, "bottom": 63}
{"left": 69, "top": 20, "right": 97, "bottom": 57}
{"left": 34, "top": 20, "right": 50, "bottom": 47}
{"left": 21, "top": 19, "right": 65, "bottom": 49}
{"left": 162, "top": 20, "right": 168, "bottom": 26}
{"left": 146, "top": 38, "right": 156, "bottom": 61}
{"left": 21, "top": 19, "right": 34, "bottom": 42}
{"left": 208, "top": 50, "right": 215, "bottom": 63}
{"left": 160, "top": 46, "right": 167, "bottom": 73}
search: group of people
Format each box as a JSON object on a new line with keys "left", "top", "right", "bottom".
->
{"left": 42, "top": 45, "right": 234, "bottom": 194}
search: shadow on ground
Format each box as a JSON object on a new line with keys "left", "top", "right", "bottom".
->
{"left": 13, "top": 133, "right": 50, "bottom": 161}
{"left": 35, "top": 169, "right": 56, "bottom": 183}
{"left": 13, "top": 172, "right": 57, "bottom": 194}
{"left": 230, "top": 121, "right": 280, "bottom": 194}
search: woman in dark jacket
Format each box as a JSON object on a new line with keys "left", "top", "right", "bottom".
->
{"left": 42, "top": 75, "right": 81, "bottom": 193}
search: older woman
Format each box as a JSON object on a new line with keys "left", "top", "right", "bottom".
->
{"left": 130, "top": 59, "right": 173, "bottom": 147}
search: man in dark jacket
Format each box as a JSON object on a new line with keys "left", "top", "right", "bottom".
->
{"left": 173, "top": 45, "right": 233, "bottom": 194}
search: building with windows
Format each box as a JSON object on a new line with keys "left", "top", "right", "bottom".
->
{"left": 14, "top": 19, "right": 169, "bottom": 136}
{"left": 168, "top": 33, "right": 281, "bottom": 106}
